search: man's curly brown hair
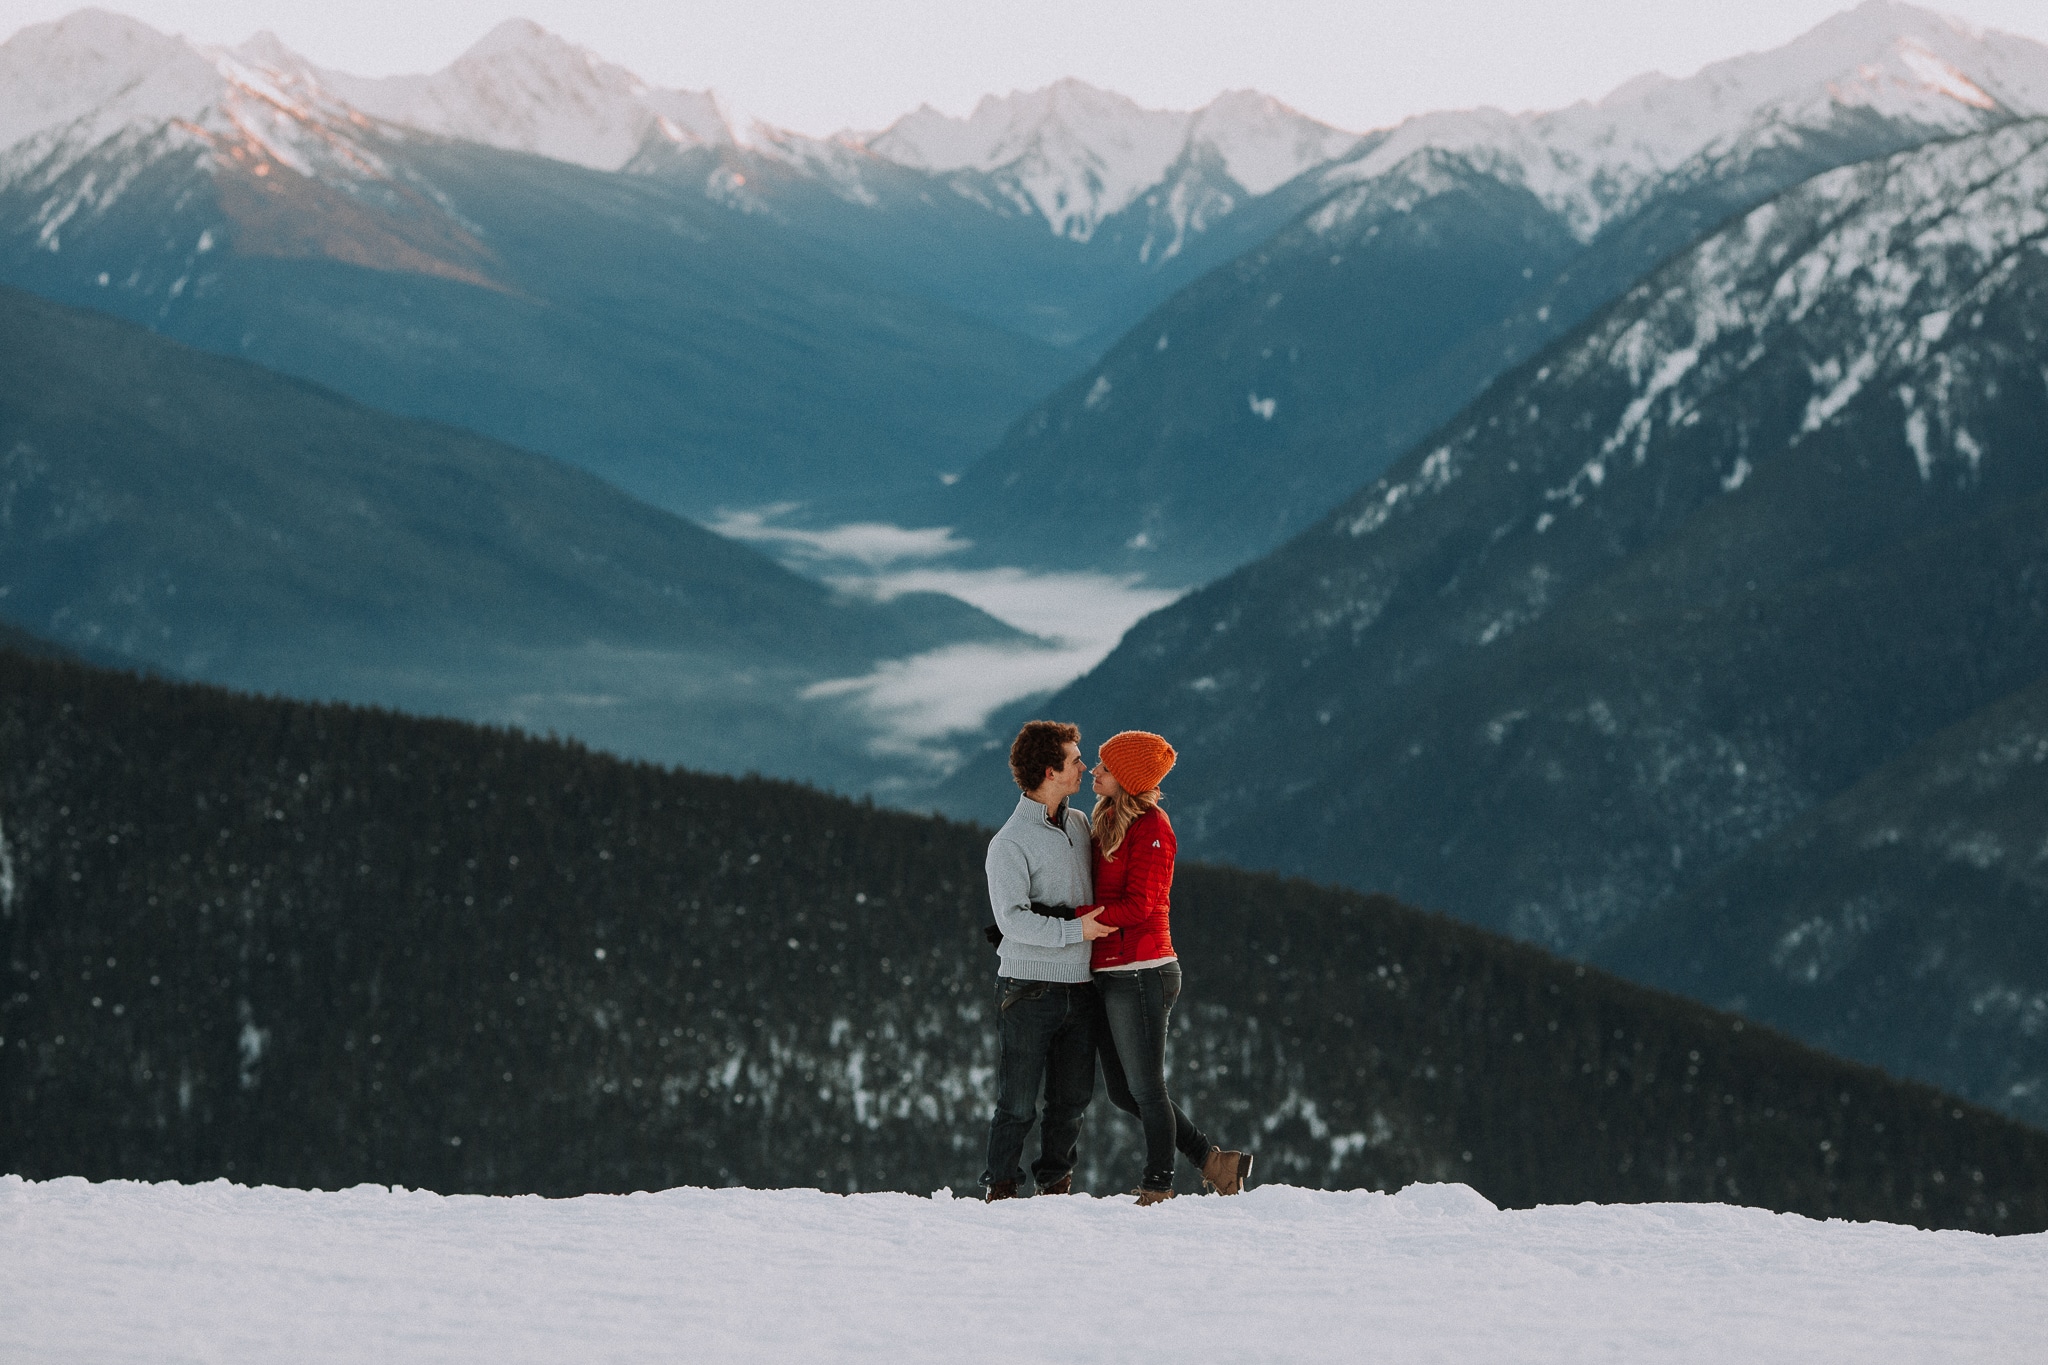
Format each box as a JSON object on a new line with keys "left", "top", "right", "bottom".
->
{"left": 1009, "top": 720, "right": 1080, "bottom": 794}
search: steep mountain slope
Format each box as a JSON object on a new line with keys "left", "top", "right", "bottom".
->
{"left": 936, "top": 152, "right": 1583, "bottom": 580}
{"left": 1592, "top": 674, "right": 2048, "bottom": 1124}
{"left": 0, "top": 283, "right": 1013, "bottom": 783}
{"left": 4, "top": 648, "right": 2043, "bottom": 1230}
{"left": 631, "top": 123, "right": 1331, "bottom": 359}
{"left": 935, "top": 117, "right": 2048, "bottom": 1072}
{"left": 0, "top": 12, "right": 1069, "bottom": 519}
{"left": 937, "top": 2, "right": 2048, "bottom": 583}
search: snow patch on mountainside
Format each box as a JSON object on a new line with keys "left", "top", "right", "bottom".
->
{"left": 1305, "top": 145, "right": 1496, "bottom": 236}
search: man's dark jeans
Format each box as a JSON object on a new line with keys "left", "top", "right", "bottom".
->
{"left": 981, "top": 977, "right": 1098, "bottom": 1192}
{"left": 1096, "top": 961, "right": 1211, "bottom": 1191}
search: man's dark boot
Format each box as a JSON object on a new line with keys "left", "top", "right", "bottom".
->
{"left": 1201, "top": 1148, "right": 1254, "bottom": 1196}
{"left": 984, "top": 1179, "right": 1020, "bottom": 1203}
{"left": 1037, "top": 1174, "right": 1073, "bottom": 1196}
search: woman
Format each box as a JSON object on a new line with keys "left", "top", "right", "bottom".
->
{"left": 1083, "top": 729, "right": 1254, "bottom": 1204}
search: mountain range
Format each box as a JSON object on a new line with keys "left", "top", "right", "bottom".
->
{"left": 11, "top": 4, "right": 2037, "bottom": 549}
{"left": 0, "top": 9, "right": 1360, "bottom": 522}
{"left": 937, "top": 111, "right": 2048, "bottom": 1123}
{"left": 932, "top": 0, "right": 2048, "bottom": 584}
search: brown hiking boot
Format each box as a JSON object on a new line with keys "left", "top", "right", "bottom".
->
{"left": 984, "top": 1179, "right": 1020, "bottom": 1202}
{"left": 1133, "top": 1187, "right": 1176, "bottom": 1206}
{"left": 1036, "top": 1174, "right": 1073, "bottom": 1196}
{"left": 1201, "top": 1148, "right": 1254, "bottom": 1196}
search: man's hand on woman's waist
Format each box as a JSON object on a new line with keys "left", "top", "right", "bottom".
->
{"left": 1027, "top": 900, "right": 1113, "bottom": 940}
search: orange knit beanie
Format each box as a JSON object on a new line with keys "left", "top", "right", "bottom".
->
{"left": 1099, "top": 730, "right": 1177, "bottom": 795}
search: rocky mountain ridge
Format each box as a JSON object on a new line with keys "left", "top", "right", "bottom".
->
{"left": 0, "top": 9, "right": 1359, "bottom": 258}
{"left": 1324, "top": 1, "right": 2048, "bottom": 240}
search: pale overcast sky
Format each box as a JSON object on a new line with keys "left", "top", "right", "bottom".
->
{"left": 4, "top": 1, "right": 2046, "bottom": 135}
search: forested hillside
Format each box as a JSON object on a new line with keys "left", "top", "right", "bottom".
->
{"left": 2, "top": 648, "right": 2042, "bottom": 1231}
{"left": 1595, "top": 673, "right": 2048, "bottom": 1123}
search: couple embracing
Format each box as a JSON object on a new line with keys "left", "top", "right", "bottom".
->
{"left": 980, "top": 720, "right": 1254, "bottom": 1204}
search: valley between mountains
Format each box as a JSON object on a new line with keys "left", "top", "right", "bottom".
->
{"left": 5, "top": 0, "right": 2048, "bottom": 1190}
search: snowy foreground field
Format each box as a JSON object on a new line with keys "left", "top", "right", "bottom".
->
{"left": 5, "top": 1175, "right": 2046, "bottom": 1363}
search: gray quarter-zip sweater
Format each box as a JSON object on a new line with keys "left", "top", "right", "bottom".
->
{"left": 986, "top": 793, "right": 1095, "bottom": 983}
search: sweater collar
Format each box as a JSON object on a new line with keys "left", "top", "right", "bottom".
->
{"left": 1015, "top": 792, "right": 1069, "bottom": 828}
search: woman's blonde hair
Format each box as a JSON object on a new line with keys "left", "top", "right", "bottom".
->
{"left": 1091, "top": 786, "right": 1160, "bottom": 861}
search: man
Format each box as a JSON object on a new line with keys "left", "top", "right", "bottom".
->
{"left": 980, "top": 720, "right": 1111, "bottom": 1201}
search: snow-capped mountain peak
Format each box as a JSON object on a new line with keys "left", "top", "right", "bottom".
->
{"left": 463, "top": 17, "right": 569, "bottom": 65}
{"left": 868, "top": 79, "right": 1190, "bottom": 237}
{"left": 0, "top": 9, "right": 408, "bottom": 212}
{"left": 0, "top": 13, "right": 508, "bottom": 287}
{"left": 1187, "top": 89, "right": 1359, "bottom": 195}
{"left": 864, "top": 79, "right": 1355, "bottom": 240}
{"left": 1324, "top": 0, "right": 2048, "bottom": 239}
{"left": 0, "top": 8, "right": 220, "bottom": 154}
{"left": 314, "top": 19, "right": 735, "bottom": 170}
{"left": 229, "top": 30, "right": 311, "bottom": 80}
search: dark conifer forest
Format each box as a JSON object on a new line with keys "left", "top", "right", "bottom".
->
{"left": 2, "top": 647, "right": 2043, "bottom": 1231}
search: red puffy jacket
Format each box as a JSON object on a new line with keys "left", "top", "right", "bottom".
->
{"left": 1086, "top": 807, "right": 1176, "bottom": 970}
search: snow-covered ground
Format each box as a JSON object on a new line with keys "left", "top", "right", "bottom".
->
{"left": 5, "top": 1176, "right": 2044, "bottom": 1363}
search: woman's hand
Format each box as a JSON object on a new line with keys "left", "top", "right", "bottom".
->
{"left": 1079, "top": 909, "right": 1113, "bottom": 940}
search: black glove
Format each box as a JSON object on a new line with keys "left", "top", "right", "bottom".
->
{"left": 986, "top": 901, "right": 1074, "bottom": 948}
